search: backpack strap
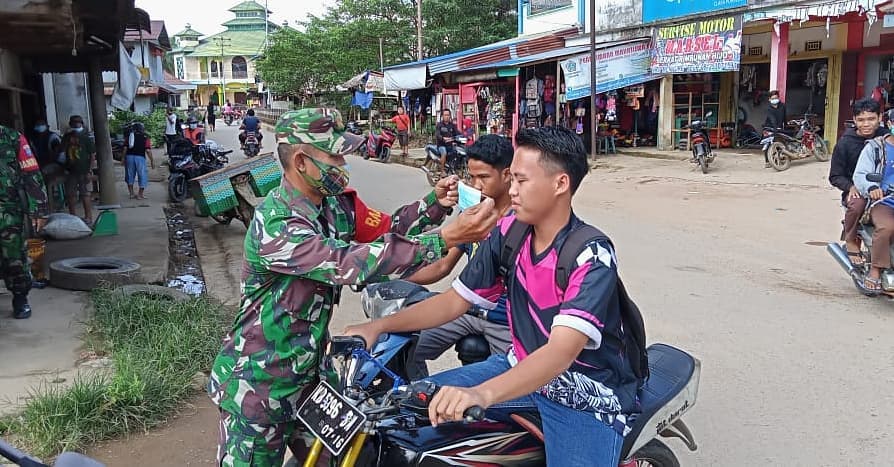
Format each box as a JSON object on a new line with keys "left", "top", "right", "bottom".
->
{"left": 556, "top": 225, "right": 608, "bottom": 290}
{"left": 498, "top": 219, "right": 531, "bottom": 279}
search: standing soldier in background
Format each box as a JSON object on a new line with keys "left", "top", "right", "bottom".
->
{"left": 0, "top": 125, "right": 48, "bottom": 320}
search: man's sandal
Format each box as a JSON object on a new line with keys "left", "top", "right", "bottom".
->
{"left": 847, "top": 251, "right": 865, "bottom": 266}
{"left": 861, "top": 276, "right": 883, "bottom": 295}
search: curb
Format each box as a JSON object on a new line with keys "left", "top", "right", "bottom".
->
{"left": 615, "top": 149, "right": 690, "bottom": 162}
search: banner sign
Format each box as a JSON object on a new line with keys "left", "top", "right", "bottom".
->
{"left": 530, "top": 0, "right": 573, "bottom": 15}
{"left": 650, "top": 16, "right": 743, "bottom": 74}
{"left": 643, "top": 0, "right": 746, "bottom": 23}
{"left": 743, "top": 0, "right": 881, "bottom": 27}
{"left": 561, "top": 41, "right": 656, "bottom": 101}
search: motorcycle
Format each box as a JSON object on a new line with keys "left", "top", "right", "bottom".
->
{"left": 828, "top": 172, "right": 894, "bottom": 296}
{"left": 346, "top": 120, "right": 363, "bottom": 136}
{"left": 360, "top": 127, "right": 396, "bottom": 163}
{"left": 243, "top": 131, "right": 260, "bottom": 158}
{"left": 686, "top": 112, "right": 714, "bottom": 174}
{"left": 294, "top": 329, "right": 701, "bottom": 467}
{"left": 223, "top": 111, "right": 235, "bottom": 126}
{"left": 167, "top": 138, "right": 232, "bottom": 203}
{"left": 762, "top": 114, "right": 830, "bottom": 171}
{"left": 422, "top": 137, "right": 469, "bottom": 187}
{"left": 1, "top": 438, "right": 103, "bottom": 466}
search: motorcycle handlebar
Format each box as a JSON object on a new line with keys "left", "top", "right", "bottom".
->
{"left": 464, "top": 406, "right": 486, "bottom": 421}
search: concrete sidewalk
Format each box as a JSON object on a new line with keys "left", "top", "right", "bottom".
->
{"left": 0, "top": 163, "right": 169, "bottom": 414}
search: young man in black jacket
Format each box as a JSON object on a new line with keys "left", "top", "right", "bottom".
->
{"left": 829, "top": 98, "right": 888, "bottom": 265}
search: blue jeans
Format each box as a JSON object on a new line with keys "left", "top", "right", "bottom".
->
{"left": 427, "top": 354, "right": 623, "bottom": 466}
{"left": 125, "top": 155, "right": 148, "bottom": 188}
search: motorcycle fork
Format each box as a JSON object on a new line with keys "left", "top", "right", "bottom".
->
{"left": 302, "top": 433, "right": 368, "bottom": 467}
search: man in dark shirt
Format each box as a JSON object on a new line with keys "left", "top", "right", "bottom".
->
{"left": 345, "top": 126, "right": 637, "bottom": 466}
{"left": 829, "top": 98, "right": 888, "bottom": 266}
{"left": 435, "top": 109, "right": 461, "bottom": 175}
{"left": 239, "top": 109, "right": 263, "bottom": 148}
{"left": 763, "top": 90, "right": 787, "bottom": 168}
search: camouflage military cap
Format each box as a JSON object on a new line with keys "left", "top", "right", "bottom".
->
{"left": 275, "top": 108, "right": 364, "bottom": 156}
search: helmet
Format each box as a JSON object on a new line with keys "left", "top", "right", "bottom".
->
{"left": 131, "top": 122, "right": 145, "bottom": 133}
{"left": 186, "top": 116, "right": 198, "bottom": 125}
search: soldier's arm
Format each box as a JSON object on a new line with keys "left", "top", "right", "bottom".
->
{"left": 387, "top": 191, "right": 452, "bottom": 236}
{"left": 16, "top": 134, "right": 49, "bottom": 217}
{"left": 254, "top": 207, "right": 450, "bottom": 286}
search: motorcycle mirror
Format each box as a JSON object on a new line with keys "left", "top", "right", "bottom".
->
{"left": 867, "top": 173, "right": 883, "bottom": 183}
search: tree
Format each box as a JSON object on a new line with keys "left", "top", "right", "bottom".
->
{"left": 256, "top": 0, "right": 517, "bottom": 98}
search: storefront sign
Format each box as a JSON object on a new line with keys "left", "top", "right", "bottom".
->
{"left": 643, "top": 0, "right": 746, "bottom": 23}
{"left": 561, "top": 41, "right": 655, "bottom": 101}
{"left": 650, "top": 16, "right": 742, "bottom": 74}
{"left": 530, "top": 0, "right": 572, "bottom": 15}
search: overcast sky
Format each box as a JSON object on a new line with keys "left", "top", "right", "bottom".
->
{"left": 135, "top": 0, "right": 330, "bottom": 37}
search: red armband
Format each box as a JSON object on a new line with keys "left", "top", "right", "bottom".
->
{"left": 345, "top": 188, "right": 392, "bottom": 243}
{"left": 17, "top": 134, "right": 39, "bottom": 172}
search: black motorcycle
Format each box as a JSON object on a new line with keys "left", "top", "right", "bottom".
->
{"left": 686, "top": 112, "right": 714, "bottom": 174}
{"left": 0, "top": 438, "right": 102, "bottom": 466}
{"left": 167, "top": 138, "right": 232, "bottom": 203}
{"left": 422, "top": 137, "right": 469, "bottom": 187}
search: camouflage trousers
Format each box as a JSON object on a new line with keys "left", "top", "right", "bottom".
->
{"left": 217, "top": 410, "right": 330, "bottom": 467}
{"left": 0, "top": 207, "right": 30, "bottom": 295}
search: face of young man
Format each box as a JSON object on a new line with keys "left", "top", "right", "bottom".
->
{"left": 509, "top": 146, "right": 570, "bottom": 225}
{"left": 467, "top": 159, "right": 510, "bottom": 202}
{"left": 854, "top": 110, "right": 881, "bottom": 138}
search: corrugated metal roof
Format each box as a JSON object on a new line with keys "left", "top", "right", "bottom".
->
{"left": 462, "top": 45, "right": 590, "bottom": 71}
{"left": 188, "top": 30, "right": 266, "bottom": 57}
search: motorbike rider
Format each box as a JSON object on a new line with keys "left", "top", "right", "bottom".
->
{"left": 238, "top": 109, "right": 263, "bottom": 149}
{"left": 182, "top": 117, "right": 205, "bottom": 146}
{"left": 345, "top": 126, "right": 638, "bottom": 466}
{"left": 829, "top": 98, "right": 888, "bottom": 267}
{"left": 435, "top": 109, "right": 461, "bottom": 175}
{"left": 763, "top": 90, "right": 788, "bottom": 168}
{"left": 207, "top": 107, "right": 500, "bottom": 466}
{"left": 852, "top": 118, "right": 894, "bottom": 292}
{"left": 404, "top": 135, "right": 515, "bottom": 374}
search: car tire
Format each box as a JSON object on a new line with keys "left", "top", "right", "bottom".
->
{"left": 49, "top": 257, "right": 142, "bottom": 291}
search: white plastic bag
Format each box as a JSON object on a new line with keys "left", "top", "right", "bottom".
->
{"left": 43, "top": 213, "right": 92, "bottom": 240}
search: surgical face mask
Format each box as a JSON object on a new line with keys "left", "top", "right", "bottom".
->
{"left": 72, "top": 126, "right": 84, "bottom": 133}
{"left": 769, "top": 98, "right": 780, "bottom": 106}
{"left": 300, "top": 156, "right": 350, "bottom": 196}
{"left": 189, "top": 124, "right": 197, "bottom": 130}
{"left": 34, "top": 125, "right": 47, "bottom": 132}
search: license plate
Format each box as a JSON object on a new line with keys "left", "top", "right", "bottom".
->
{"left": 297, "top": 382, "right": 368, "bottom": 456}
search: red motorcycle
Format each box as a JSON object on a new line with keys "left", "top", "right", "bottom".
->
{"left": 763, "top": 113, "right": 830, "bottom": 171}
{"left": 360, "top": 127, "right": 396, "bottom": 163}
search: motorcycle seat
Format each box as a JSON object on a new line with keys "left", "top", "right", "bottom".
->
{"left": 504, "top": 344, "right": 696, "bottom": 459}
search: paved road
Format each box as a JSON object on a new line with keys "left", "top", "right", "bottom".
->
{"left": 96, "top": 123, "right": 894, "bottom": 465}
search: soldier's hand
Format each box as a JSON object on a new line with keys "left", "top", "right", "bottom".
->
{"left": 34, "top": 218, "right": 47, "bottom": 233}
{"left": 435, "top": 175, "right": 459, "bottom": 208}
{"left": 440, "top": 198, "right": 498, "bottom": 248}
{"left": 341, "top": 323, "right": 381, "bottom": 351}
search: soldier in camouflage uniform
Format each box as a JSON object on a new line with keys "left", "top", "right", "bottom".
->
{"left": 207, "top": 108, "right": 499, "bottom": 466}
{"left": 0, "top": 125, "right": 48, "bottom": 320}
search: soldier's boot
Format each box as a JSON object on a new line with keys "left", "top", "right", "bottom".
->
{"left": 12, "top": 293, "right": 31, "bottom": 319}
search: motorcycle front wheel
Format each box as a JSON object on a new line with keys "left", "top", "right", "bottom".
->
{"left": 422, "top": 158, "right": 440, "bottom": 187}
{"left": 767, "top": 142, "right": 791, "bottom": 171}
{"left": 380, "top": 146, "right": 391, "bottom": 163}
{"left": 697, "top": 153, "right": 709, "bottom": 174}
{"left": 632, "top": 439, "right": 680, "bottom": 467}
{"left": 813, "top": 137, "right": 830, "bottom": 162}
{"left": 168, "top": 174, "right": 188, "bottom": 203}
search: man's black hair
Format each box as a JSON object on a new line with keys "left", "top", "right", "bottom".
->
{"left": 853, "top": 97, "right": 881, "bottom": 116}
{"left": 515, "top": 126, "right": 589, "bottom": 193}
{"left": 467, "top": 134, "right": 514, "bottom": 170}
{"left": 247, "top": 109, "right": 255, "bottom": 116}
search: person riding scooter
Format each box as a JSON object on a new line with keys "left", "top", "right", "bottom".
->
{"left": 183, "top": 116, "right": 205, "bottom": 146}
{"left": 238, "top": 109, "right": 262, "bottom": 149}
{"left": 404, "top": 135, "right": 515, "bottom": 375}
{"left": 435, "top": 109, "right": 462, "bottom": 175}
{"left": 829, "top": 98, "right": 889, "bottom": 268}
{"left": 852, "top": 121, "right": 894, "bottom": 292}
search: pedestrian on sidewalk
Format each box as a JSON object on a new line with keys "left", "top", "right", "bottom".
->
{"left": 390, "top": 105, "right": 411, "bottom": 157}
{"left": 0, "top": 124, "right": 49, "bottom": 319}
{"left": 164, "top": 106, "right": 177, "bottom": 155}
{"left": 206, "top": 107, "right": 499, "bottom": 466}
{"left": 60, "top": 115, "right": 94, "bottom": 225}
{"left": 125, "top": 122, "right": 155, "bottom": 200}
{"left": 207, "top": 101, "right": 217, "bottom": 132}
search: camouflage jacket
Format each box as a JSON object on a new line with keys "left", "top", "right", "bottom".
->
{"left": 0, "top": 126, "right": 48, "bottom": 217}
{"left": 209, "top": 178, "right": 450, "bottom": 424}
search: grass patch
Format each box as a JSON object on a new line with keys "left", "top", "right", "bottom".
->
{"left": 4, "top": 288, "right": 227, "bottom": 458}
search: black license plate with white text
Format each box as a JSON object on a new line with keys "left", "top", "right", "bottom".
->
{"left": 296, "top": 382, "right": 367, "bottom": 456}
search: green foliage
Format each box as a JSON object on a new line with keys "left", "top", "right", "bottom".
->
{"left": 257, "top": 0, "right": 516, "bottom": 97}
{"left": 109, "top": 108, "right": 185, "bottom": 148}
{"left": 5, "top": 289, "right": 227, "bottom": 458}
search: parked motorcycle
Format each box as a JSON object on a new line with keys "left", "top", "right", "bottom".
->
{"left": 346, "top": 120, "right": 363, "bottom": 136}
{"left": 829, "top": 172, "right": 894, "bottom": 296}
{"left": 422, "top": 137, "right": 469, "bottom": 187}
{"left": 293, "top": 329, "right": 700, "bottom": 467}
{"left": 1, "top": 437, "right": 103, "bottom": 466}
{"left": 243, "top": 131, "right": 260, "bottom": 158}
{"left": 687, "top": 112, "right": 714, "bottom": 174}
{"left": 762, "top": 114, "right": 830, "bottom": 171}
{"left": 167, "top": 138, "right": 232, "bottom": 203}
{"left": 360, "top": 127, "right": 396, "bottom": 163}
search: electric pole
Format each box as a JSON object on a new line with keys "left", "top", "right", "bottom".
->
{"left": 589, "top": 0, "right": 597, "bottom": 159}
{"left": 213, "top": 36, "right": 231, "bottom": 106}
{"left": 416, "top": 0, "right": 423, "bottom": 60}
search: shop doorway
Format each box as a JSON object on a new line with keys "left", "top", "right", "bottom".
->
{"left": 786, "top": 58, "right": 829, "bottom": 135}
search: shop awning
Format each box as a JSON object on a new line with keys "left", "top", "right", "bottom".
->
{"left": 461, "top": 45, "right": 590, "bottom": 72}
{"left": 743, "top": 0, "right": 884, "bottom": 25}
{"left": 384, "top": 64, "right": 428, "bottom": 90}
